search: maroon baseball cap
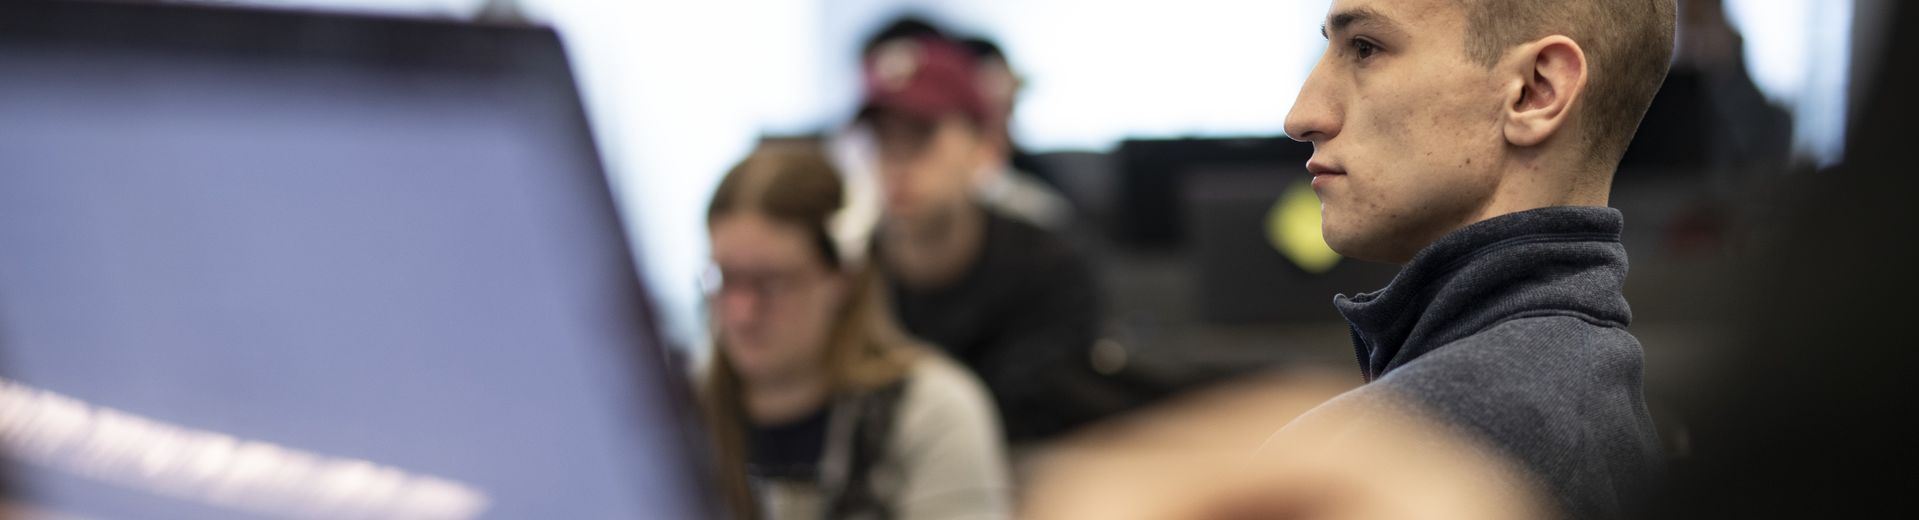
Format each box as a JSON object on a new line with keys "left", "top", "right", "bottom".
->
{"left": 856, "top": 36, "right": 993, "bottom": 126}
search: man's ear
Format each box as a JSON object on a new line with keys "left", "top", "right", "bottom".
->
{"left": 1502, "top": 35, "right": 1588, "bottom": 148}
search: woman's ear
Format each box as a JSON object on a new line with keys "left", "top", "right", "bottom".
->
{"left": 1502, "top": 35, "right": 1589, "bottom": 148}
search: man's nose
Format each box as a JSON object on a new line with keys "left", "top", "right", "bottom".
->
{"left": 1284, "top": 59, "right": 1342, "bottom": 144}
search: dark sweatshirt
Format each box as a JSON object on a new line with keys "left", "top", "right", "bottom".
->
{"left": 888, "top": 210, "right": 1106, "bottom": 442}
{"left": 1333, "top": 206, "right": 1663, "bottom": 519}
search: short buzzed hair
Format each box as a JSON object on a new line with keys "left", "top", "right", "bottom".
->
{"left": 1458, "top": 0, "right": 1676, "bottom": 165}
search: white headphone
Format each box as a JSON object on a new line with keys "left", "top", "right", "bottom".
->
{"left": 825, "top": 128, "right": 885, "bottom": 271}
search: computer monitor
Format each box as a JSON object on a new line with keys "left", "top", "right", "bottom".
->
{"left": 0, "top": 1, "right": 712, "bottom": 518}
{"left": 1112, "top": 136, "right": 1314, "bottom": 246}
{"left": 1183, "top": 165, "right": 1398, "bottom": 324}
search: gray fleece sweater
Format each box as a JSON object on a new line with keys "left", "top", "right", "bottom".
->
{"left": 1333, "top": 206, "right": 1663, "bottom": 519}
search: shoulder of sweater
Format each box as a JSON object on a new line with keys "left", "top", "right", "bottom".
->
{"left": 881, "top": 354, "right": 1010, "bottom": 471}
{"left": 894, "top": 354, "right": 1001, "bottom": 432}
{"left": 1432, "top": 314, "right": 1642, "bottom": 361}
{"left": 1380, "top": 316, "right": 1646, "bottom": 402}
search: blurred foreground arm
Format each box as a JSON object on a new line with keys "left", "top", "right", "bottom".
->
{"left": 1023, "top": 369, "right": 1548, "bottom": 520}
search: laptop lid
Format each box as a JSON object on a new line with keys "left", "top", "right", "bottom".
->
{"left": 0, "top": 1, "right": 711, "bottom": 517}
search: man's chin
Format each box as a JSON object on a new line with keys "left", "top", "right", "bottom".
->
{"left": 885, "top": 200, "right": 963, "bottom": 230}
{"left": 1321, "top": 223, "right": 1360, "bottom": 260}
{"left": 884, "top": 202, "right": 924, "bottom": 222}
{"left": 1324, "top": 229, "right": 1405, "bottom": 265}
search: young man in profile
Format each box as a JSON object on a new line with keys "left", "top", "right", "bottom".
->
{"left": 1265, "top": 0, "right": 1676, "bottom": 517}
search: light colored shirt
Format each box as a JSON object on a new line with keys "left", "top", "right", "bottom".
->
{"left": 762, "top": 354, "right": 1013, "bottom": 520}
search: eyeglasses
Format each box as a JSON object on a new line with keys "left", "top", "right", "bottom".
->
{"left": 699, "top": 264, "right": 825, "bottom": 307}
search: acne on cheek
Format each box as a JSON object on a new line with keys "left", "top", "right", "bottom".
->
{"left": 1354, "top": 194, "right": 1390, "bottom": 224}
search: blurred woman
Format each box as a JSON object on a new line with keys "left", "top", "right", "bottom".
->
{"left": 700, "top": 143, "right": 1011, "bottom": 520}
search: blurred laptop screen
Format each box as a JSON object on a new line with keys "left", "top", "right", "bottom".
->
{"left": 0, "top": 2, "right": 707, "bottom": 518}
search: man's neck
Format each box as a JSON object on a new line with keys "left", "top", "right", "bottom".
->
{"left": 1379, "top": 158, "right": 1611, "bottom": 264}
{"left": 743, "top": 368, "right": 830, "bottom": 426}
{"left": 1471, "top": 157, "right": 1613, "bottom": 225}
{"left": 881, "top": 201, "right": 988, "bottom": 290}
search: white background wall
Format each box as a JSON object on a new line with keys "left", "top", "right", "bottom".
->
{"left": 199, "top": 0, "right": 1856, "bottom": 347}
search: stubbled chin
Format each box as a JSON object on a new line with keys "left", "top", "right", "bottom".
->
{"left": 1320, "top": 221, "right": 1357, "bottom": 257}
{"left": 891, "top": 205, "right": 934, "bottom": 223}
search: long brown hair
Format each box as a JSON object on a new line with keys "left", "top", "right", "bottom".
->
{"left": 701, "top": 141, "right": 920, "bottom": 519}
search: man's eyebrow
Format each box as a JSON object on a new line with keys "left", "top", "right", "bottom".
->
{"left": 1320, "top": 7, "right": 1394, "bottom": 40}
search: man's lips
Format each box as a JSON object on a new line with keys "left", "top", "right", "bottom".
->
{"left": 1306, "top": 160, "right": 1345, "bottom": 177}
{"left": 1307, "top": 160, "right": 1345, "bottom": 189}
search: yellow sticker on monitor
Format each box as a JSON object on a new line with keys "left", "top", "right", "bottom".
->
{"left": 1267, "top": 179, "right": 1341, "bottom": 274}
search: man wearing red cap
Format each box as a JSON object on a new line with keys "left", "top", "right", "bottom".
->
{"left": 853, "top": 35, "right": 1111, "bottom": 445}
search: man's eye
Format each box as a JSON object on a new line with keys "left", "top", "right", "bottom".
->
{"left": 1352, "top": 38, "right": 1380, "bottom": 59}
